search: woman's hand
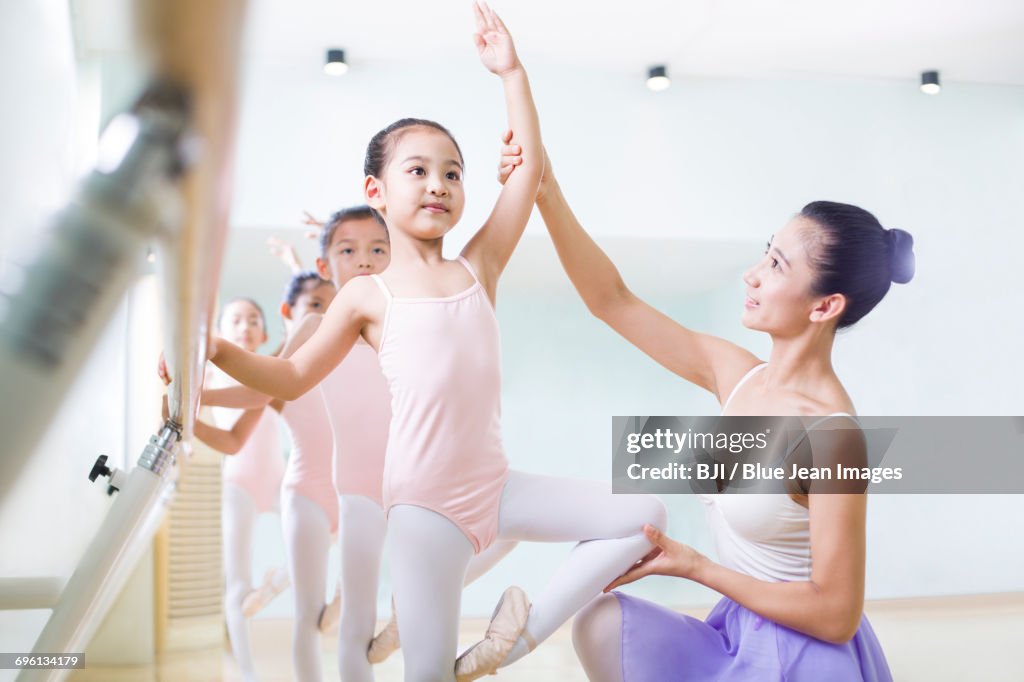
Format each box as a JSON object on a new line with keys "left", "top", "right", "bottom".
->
{"left": 496, "top": 129, "right": 552, "bottom": 201}
{"left": 496, "top": 129, "right": 522, "bottom": 185}
{"left": 473, "top": 2, "right": 521, "bottom": 78}
{"left": 604, "top": 525, "right": 708, "bottom": 591}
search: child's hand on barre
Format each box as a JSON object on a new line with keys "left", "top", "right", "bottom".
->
{"left": 157, "top": 352, "right": 170, "bottom": 385}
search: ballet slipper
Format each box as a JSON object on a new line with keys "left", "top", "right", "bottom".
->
{"left": 317, "top": 586, "right": 342, "bottom": 635}
{"left": 454, "top": 586, "right": 531, "bottom": 682}
{"left": 241, "top": 567, "right": 289, "bottom": 617}
{"left": 366, "top": 599, "right": 401, "bottom": 663}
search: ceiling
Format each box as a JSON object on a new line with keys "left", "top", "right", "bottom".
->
{"left": 73, "top": 0, "right": 1024, "bottom": 86}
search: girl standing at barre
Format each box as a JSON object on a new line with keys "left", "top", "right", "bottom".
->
{"left": 304, "top": 207, "right": 520, "bottom": 681}
{"left": 206, "top": 5, "right": 665, "bottom": 681}
{"left": 191, "top": 298, "right": 287, "bottom": 682}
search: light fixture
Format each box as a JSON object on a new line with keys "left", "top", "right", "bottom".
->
{"left": 646, "top": 65, "right": 670, "bottom": 92}
{"left": 920, "top": 70, "right": 940, "bottom": 95}
{"left": 324, "top": 49, "right": 348, "bottom": 76}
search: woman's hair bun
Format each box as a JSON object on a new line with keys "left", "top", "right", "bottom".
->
{"left": 888, "top": 228, "right": 915, "bottom": 284}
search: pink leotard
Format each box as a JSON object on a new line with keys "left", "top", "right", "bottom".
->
{"left": 319, "top": 339, "right": 391, "bottom": 507}
{"left": 280, "top": 386, "right": 339, "bottom": 534}
{"left": 370, "top": 256, "right": 509, "bottom": 553}
{"left": 214, "top": 402, "right": 285, "bottom": 515}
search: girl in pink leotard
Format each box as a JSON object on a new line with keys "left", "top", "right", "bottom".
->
{"left": 202, "top": 273, "right": 339, "bottom": 682}
{"left": 194, "top": 298, "right": 287, "bottom": 682}
{"left": 208, "top": 6, "right": 664, "bottom": 682}
{"left": 211, "top": 211, "right": 517, "bottom": 682}
{"left": 304, "top": 207, "right": 519, "bottom": 681}
{"left": 276, "top": 273, "right": 340, "bottom": 682}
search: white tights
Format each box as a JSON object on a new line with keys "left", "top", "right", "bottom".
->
{"left": 222, "top": 483, "right": 263, "bottom": 682}
{"left": 339, "top": 495, "right": 518, "bottom": 682}
{"left": 336, "top": 495, "right": 387, "bottom": 682}
{"left": 386, "top": 470, "right": 667, "bottom": 682}
{"left": 281, "top": 490, "right": 332, "bottom": 682}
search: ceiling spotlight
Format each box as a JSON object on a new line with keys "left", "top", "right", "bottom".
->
{"left": 324, "top": 49, "right": 348, "bottom": 76}
{"left": 646, "top": 65, "right": 671, "bottom": 92}
{"left": 920, "top": 70, "right": 940, "bottom": 95}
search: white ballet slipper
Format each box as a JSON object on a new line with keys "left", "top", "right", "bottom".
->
{"left": 317, "top": 586, "right": 342, "bottom": 635}
{"left": 241, "top": 567, "right": 289, "bottom": 617}
{"left": 367, "top": 599, "right": 401, "bottom": 664}
{"left": 454, "top": 586, "right": 531, "bottom": 682}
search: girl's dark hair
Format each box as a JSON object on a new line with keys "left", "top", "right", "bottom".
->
{"left": 282, "top": 271, "right": 330, "bottom": 307}
{"left": 363, "top": 118, "right": 464, "bottom": 223}
{"left": 218, "top": 297, "right": 266, "bottom": 328}
{"left": 799, "top": 201, "right": 915, "bottom": 330}
{"left": 320, "top": 205, "right": 386, "bottom": 258}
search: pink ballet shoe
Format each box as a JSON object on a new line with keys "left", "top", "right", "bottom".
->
{"left": 318, "top": 586, "right": 342, "bottom": 635}
{"left": 366, "top": 601, "right": 400, "bottom": 664}
{"left": 454, "top": 586, "right": 532, "bottom": 682}
{"left": 241, "top": 567, "right": 289, "bottom": 617}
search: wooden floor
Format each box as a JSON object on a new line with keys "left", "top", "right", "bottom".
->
{"left": 69, "top": 593, "right": 1024, "bottom": 681}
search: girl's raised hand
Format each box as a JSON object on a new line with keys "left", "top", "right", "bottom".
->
{"left": 301, "top": 210, "right": 324, "bottom": 241}
{"left": 473, "top": 2, "right": 520, "bottom": 78}
{"left": 603, "top": 525, "right": 708, "bottom": 592}
{"left": 301, "top": 210, "right": 324, "bottom": 228}
{"left": 267, "top": 236, "right": 303, "bottom": 274}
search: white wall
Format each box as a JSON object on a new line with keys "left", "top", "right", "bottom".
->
{"left": 221, "top": 53, "right": 1024, "bottom": 615}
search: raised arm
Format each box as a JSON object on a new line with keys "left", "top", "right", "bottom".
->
{"left": 210, "top": 278, "right": 371, "bottom": 401}
{"left": 267, "top": 236, "right": 304, "bottom": 275}
{"left": 535, "top": 154, "right": 759, "bottom": 399}
{"left": 461, "top": 2, "right": 543, "bottom": 291}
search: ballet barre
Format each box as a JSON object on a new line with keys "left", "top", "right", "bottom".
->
{"left": 0, "top": 1, "right": 249, "bottom": 679}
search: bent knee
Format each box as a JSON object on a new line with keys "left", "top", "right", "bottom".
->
{"left": 627, "top": 494, "right": 667, "bottom": 532}
{"left": 645, "top": 495, "right": 668, "bottom": 529}
{"left": 572, "top": 593, "right": 622, "bottom": 658}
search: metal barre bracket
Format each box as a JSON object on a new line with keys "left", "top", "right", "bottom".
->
{"left": 138, "top": 419, "right": 182, "bottom": 476}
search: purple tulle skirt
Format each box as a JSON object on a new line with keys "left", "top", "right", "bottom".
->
{"left": 614, "top": 593, "right": 892, "bottom": 682}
